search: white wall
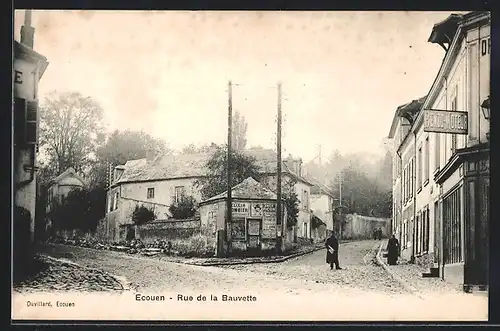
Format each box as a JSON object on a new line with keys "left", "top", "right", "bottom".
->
{"left": 311, "top": 194, "right": 333, "bottom": 231}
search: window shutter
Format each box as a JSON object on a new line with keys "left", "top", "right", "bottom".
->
{"left": 25, "top": 100, "right": 39, "bottom": 145}
{"left": 14, "top": 97, "right": 26, "bottom": 145}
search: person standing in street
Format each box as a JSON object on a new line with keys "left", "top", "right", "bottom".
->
{"left": 386, "top": 234, "right": 400, "bottom": 265}
{"left": 325, "top": 233, "right": 342, "bottom": 270}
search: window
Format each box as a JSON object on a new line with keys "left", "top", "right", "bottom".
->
{"left": 423, "top": 206, "right": 430, "bottom": 253}
{"left": 303, "top": 222, "right": 308, "bottom": 238}
{"left": 112, "top": 191, "right": 119, "bottom": 210}
{"left": 402, "top": 220, "right": 408, "bottom": 249}
{"left": 303, "top": 190, "right": 309, "bottom": 210}
{"left": 416, "top": 214, "right": 422, "bottom": 254}
{"left": 147, "top": 187, "right": 155, "bottom": 199}
{"left": 434, "top": 133, "right": 440, "bottom": 172}
{"left": 443, "top": 188, "right": 463, "bottom": 264}
{"left": 175, "top": 186, "right": 186, "bottom": 203}
{"left": 424, "top": 137, "right": 429, "bottom": 184}
{"left": 410, "top": 158, "right": 414, "bottom": 198}
{"left": 403, "top": 165, "right": 407, "bottom": 202}
{"left": 417, "top": 146, "right": 422, "bottom": 189}
{"left": 108, "top": 193, "right": 114, "bottom": 212}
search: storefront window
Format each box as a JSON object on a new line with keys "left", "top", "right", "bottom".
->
{"left": 443, "top": 188, "right": 463, "bottom": 264}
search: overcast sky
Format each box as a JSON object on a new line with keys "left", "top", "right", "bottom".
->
{"left": 14, "top": 10, "right": 460, "bottom": 162}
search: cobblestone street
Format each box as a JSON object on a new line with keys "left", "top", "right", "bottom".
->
{"left": 26, "top": 240, "right": 404, "bottom": 297}
{"left": 13, "top": 240, "right": 488, "bottom": 321}
{"left": 218, "top": 240, "right": 406, "bottom": 296}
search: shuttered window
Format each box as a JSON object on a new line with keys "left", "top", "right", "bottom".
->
{"left": 14, "top": 97, "right": 38, "bottom": 145}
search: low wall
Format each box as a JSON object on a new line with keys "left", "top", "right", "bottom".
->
{"left": 136, "top": 219, "right": 201, "bottom": 244}
{"left": 342, "top": 214, "right": 390, "bottom": 240}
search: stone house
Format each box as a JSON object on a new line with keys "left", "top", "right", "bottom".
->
{"left": 102, "top": 147, "right": 313, "bottom": 242}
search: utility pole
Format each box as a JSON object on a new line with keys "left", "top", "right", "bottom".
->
{"left": 226, "top": 80, "right": 233, "bottom": 255}
{"left": 338, "top": 171, "right": 343, "bottom": 240}
{"left": 276, "top": 82, "right": 283, "bottom": 250}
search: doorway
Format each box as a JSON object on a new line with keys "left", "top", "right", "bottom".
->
{"left": 246, "top": 218, "right": 262, "bottom": 254}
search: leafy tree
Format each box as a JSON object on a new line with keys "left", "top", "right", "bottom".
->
{"left": 97, "top": 129, "right": 169, "bottom": 167}
{"left": 86, "top": 129, "right": 171, "bottom": 189}
{"left": 281, "top": 177, "right": 300, "bottom": 229}
{"left": 195, "top": 145, "right": 261, "bottom": 199}
{"left": 231, "top": 111, "right": 248, "bottom": 151}
{"left": 39, "top": 91, "right": 106, "bottom": 175}
{"left": 131, "top": 205, "right": 156, "bottom": 225}
{"left": 169, "top": 196, "right": 197, "bottom": 219}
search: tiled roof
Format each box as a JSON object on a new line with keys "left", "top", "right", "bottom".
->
{"left": 50, "top": 167, "right": 86, "bottom": 187}
{"left": 113, "top": 148, "right": 313, "bottom": 186}
{"left": 115, "top": 153, "right": 212, "bottom": 184}
{"left": 200, "top": 177, "right": 278, "bottom": 204}
{"left": 310, "top": 183, "right": 335, "bottom": 197}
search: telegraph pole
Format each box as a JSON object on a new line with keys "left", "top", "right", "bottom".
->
{"left": 276, "top": 82, "right": 283, "bottom": 250}
{"left": 338, "top": 170, "right": 343, "bottom": 239}
{"left": 226, "top": 81, "right": 233, "bottom": 253}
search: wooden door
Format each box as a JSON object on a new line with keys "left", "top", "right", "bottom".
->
{"left": 247, "top": 218, "right": 262, "bottom": 253}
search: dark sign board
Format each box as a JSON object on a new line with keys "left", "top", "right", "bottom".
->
{"left": 423, "top": 109, "right": 468, "bottom": 134}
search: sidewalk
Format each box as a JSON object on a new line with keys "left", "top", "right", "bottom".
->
{"left": 375, "top": 241, "right": 469, "bottom": 298}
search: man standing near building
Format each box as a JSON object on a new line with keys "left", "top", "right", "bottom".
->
{"left": 325, "top": 232, "right": 342, "bottom": 270}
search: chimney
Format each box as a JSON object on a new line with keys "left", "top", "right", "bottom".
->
{"left": 20, "top": 10, "right": 35, "bottom": 48}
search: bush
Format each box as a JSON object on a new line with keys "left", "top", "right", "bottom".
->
{"left": 48, "top": 187, "right": 105, "bottom": 233}
{"left": 168, "top": 196, "right": 197, "bottom": 219}
{"left": 132, "top": 205, "right": 156, "bottom": 225}
{"left": 170, "top": 227, "right": 215, "bottom": 257}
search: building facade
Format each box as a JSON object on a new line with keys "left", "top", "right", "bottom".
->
{"left": 13, "top": 11, "right": 49, "bottom": 243}
{"left": 310, "top": 182, "right": 335, "bottom": 236}
{"left": 388, "top": 11, "right": 490, "bottom": 290}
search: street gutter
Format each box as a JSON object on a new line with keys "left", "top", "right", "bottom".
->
{"left": 184, "top": 245, "right": 325, "bottom": 266}
{"left": 375, "top": 242, "right": 424, "bottom": 300}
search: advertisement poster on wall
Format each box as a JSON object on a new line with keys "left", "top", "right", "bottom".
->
{"left": 250, "top": 203, "right": 264, "bottom": 217}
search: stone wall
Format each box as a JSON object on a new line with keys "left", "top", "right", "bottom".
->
{"left": 136, "top": 219, "right": 201, "bottom": 244}
{"left": 342, "top": 214, "right": 391, "bottom": 240}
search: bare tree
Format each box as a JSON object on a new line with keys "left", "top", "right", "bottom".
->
{"left": 39, "top": 91, "right": 106, "bottom": 175}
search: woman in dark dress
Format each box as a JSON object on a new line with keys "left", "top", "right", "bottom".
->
{"left": 386, "top": 234, "right": 400, "bottom": 265}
